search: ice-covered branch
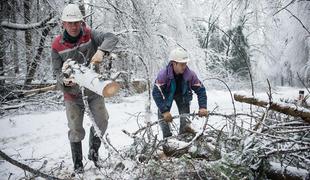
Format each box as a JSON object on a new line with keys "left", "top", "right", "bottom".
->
{"left": 284, "top": 8, "right": 310, "bottom": 35}
{"left": 0, "top": 150, "right": 64, "bottom": 180}
{"left": 259, "top": 147, "right": 310, "bottom": 158}
{"left": 234, "top": 94, "right": 310, "bottom": 123}
{"left": 1, "top": 13, "right": 55, "bottom": 31}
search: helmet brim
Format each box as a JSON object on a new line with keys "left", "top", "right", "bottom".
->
{"left": 61, "top": 17, "right": 83, "bottom": 22}
{"left": 171, "top": 58, "right": 190, "bottom": 63}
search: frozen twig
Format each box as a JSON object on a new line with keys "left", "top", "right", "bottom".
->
{"left": 204, "top": 77, "right": 236, "bottom": 136}
{"left": 259, "top": 147, "right": 310, "bottom": 158}
{"left": 105, "top": 134, "right": 125, "bottom": 160}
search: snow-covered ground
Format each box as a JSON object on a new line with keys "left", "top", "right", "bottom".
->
{"left": 0, "top": 86, "right": 305, "bottom": 179}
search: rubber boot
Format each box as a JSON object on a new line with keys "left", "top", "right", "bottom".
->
{"left": 88, "top": 126, "right": 101, "bottom": 167}
{"left": 70, "top": 142, "right": 84, "bottom": 174}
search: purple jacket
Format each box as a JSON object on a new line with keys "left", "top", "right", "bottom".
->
{"left": 152, "top": 62, "right": 207, "bottom": 113}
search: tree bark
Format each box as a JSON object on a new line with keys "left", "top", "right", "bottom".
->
{"left": 234, "top": 94, "right": 310, "bottom": 123}
{"left": 0, "top": 1, "right": 6, "bottom": 85}
{"left": 12, "top": 0, "right": 19, "bottom": 74}
{"left": 79, "top": 0, "right": 86, "bottom": 16}
{"left": 0, "top": 28, "right": 4, "bottom": 86}
{"left": 25, "top": 26, "right": 53, "bottom": 84}
{"left": 24, "top": 0, "right": 32, "bottom": 73}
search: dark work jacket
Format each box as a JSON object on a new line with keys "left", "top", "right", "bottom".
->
{"left": 51, "top": 25, "right": 118, "bottom": 100}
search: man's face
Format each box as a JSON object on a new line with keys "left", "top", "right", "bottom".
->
{"left": 172, "top": 61, "right": 187, "bottom": 75}
{"left": 62, "top": 21, "right": 82, "bottom": 37}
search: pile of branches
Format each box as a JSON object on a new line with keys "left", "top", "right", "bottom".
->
{"left": 116, "top": 107, "right": 310, "bottom": 179}
{"left": 233, "top": 112, "right": 310, "bottom": 179}
{"left": 225, "top": 93, "right": 310, "bottom": 179}
{"left": 71, "top": 106, "right": 309, "bottom": 179}
{"left": 115, "top": 113, "right": 252, "bottom": 179}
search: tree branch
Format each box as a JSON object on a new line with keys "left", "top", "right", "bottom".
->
{"left": 273, "top": 0, "right": 296, "bottom": 16}
{"left": 0, "top": 150, "right": 64, "bottom": 180}
{"left": 0, "top": 13, "right": 55, "bottom": 31}
{"left": 285, "top": 8, "right": 310, "bottom": 35}
{"left": 234, "top": 94, "right": 310, "bottom": 123}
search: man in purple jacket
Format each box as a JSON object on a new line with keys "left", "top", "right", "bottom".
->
{"left": 152, "top": 47, "right": 208, "bottom": 138}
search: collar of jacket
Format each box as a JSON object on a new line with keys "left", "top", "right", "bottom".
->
{"left": 166, "top": 62, "right": 192, "bottom": 81}
{"left": 60, "top": 26, "right": 86, "bottom": 44}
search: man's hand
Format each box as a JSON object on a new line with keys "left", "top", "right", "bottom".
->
{"left": 63, "top": 76, "right": 76, "bottom": 87}
{"left": 162, "top": 112, "right": 173, "bottom": 122}
{"left": 91, "top": 50, "right": 104, "bottom": 64}
{"left": 198, "top": 108, "right": 208, "bottom": 117}
{"left": 62, "top": 59, "right": 73, "bottom": 73}
{"left": 91, "top": 50, "right": 111, "bottom": 64}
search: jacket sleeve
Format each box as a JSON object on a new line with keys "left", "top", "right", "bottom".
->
{"left": 51, "top": 49, "right": 64, "bottom": 85}
{"left": 152, "top": 82, "right": 170, "bottom": 113}
{"left": 91, "top": 30, "right": 119, "bottom": 52}
{"left": 190, "top": 72, "right": 207, "bottom": 109}
{"left": 192, "top": 84, "right": 207, "bottom": 109}
{"left": 152, "top": 83, "right": 170, "bottom": 113}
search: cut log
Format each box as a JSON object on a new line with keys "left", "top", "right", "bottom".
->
{"left": 74, "top": 70, "right": 120, "bottom": 98}
{"left": 65, "top": 60, "right": 120, "bottom": 97}
{"left": 234, "top": 94, "right": 310, "bottom": 123}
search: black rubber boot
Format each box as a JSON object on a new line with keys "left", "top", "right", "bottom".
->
{"left": 88, "top": 126, "right": 101, "bottom": 167}
{"left": 70, "top": 142, "right": 84, "bottom": 174}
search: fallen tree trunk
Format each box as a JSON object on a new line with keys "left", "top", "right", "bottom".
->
{"left": 234, "top": 94, "right": 310, "bottom": 123}
{"left": 266, "top": 162, "right": 310, "bottom": 180}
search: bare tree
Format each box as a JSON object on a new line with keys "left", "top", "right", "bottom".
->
{"left": 24, "top": 0, "right": 32, "bottom": 73}
{"left": 12, "top": 1, "right": 19, "bottom": 74}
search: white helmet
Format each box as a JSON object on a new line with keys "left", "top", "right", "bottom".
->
{"left": 169, "top": 47, "right": 190, "bottom": 63}
{"left": 61, "top": 4, "right": 83, "bottom": 22}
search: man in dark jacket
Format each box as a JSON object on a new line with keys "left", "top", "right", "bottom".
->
{"left": 51, "top": 4, "right": 118, "bottom": 173}
{"left": 152, "top": 47, "right": 208, "bottom": 138}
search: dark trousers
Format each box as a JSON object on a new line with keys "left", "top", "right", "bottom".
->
{"left": 158, "top": 95, "right": 190, "bottom": 138}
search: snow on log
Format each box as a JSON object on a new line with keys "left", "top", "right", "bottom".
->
{"left": 234, "top": 94, "right": 310, "bottom": 123}
{"left": 65, "top": 60, "right": 120, "bottom": 97}
{"left": 267, "top": 162, "right": 310, "bottom": 180}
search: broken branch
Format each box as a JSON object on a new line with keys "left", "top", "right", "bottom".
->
{"left": 234, "top": 94, "right": 310, "bottom": 123}
{"left": 0, "top": 150, "right": 64, "bottom": 180}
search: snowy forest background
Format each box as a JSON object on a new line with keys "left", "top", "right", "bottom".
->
{"left": 1, "top": 0, "right": 309, "bottom": 88}
{"left": 0, "top": 0, "right": 310, "bottom": 179}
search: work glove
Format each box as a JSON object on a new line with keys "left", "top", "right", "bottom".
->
{"left": 198, "top": 108, "right": 208, "bottom": 117}
{"left": 62, "top": 59, "right": 75, "bottom": 78}
{"left": 62, "top": 59, "right": 73, "bottom": 72}
{"left": 91, "top": 50, "right": 110, "bottom": 64}
{"left": 63, "top": 75, "right": 76, "bottom": 87}
{"left": 183, "top": 124, "right": 197, "bottom": 135}
{"left": 162, "top": 112, "right": 173, "bottom": 122}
